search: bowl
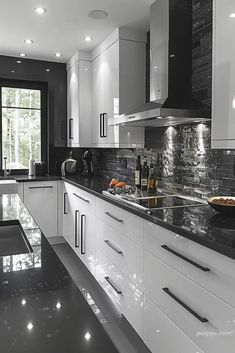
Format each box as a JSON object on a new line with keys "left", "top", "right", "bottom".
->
{"left": 207, "top": 196, "right": 235, "bottom": 215}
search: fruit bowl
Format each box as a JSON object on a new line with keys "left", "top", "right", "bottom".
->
{"left": 207, "top": 196, "right": 235, "bottom": 215}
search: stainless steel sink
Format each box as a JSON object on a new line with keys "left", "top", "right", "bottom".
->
{"left": 0, "top": 220, "right": 33, "bottom": 256}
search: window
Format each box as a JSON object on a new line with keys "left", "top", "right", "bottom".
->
{"left": 0, "top": 80, "right": 47, "bottom": 172}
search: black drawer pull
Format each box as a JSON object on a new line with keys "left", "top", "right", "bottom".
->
{"left": 104, "top": 211, "right": 123, "bottom": 223}
{"left": 29, "top": 186, "right": 53, "bottom": 190}
{"left": 73, "top": 193, "right": 90, "bottom": 203}
{"left": 104, "top": 240, "right": 123, "bottom": 255}
{"left": 64, "top": 192, "right": 68, "bottom": 214}
{"left": 105, "top": 276, "right": 122, "bottom": 295}
{"left": 161, "top": 245, "right": 210, "bottom": 272}
{"left": 75, "top": 210, "right": 79, "bottom": 248}
{"left": 162, "top": 287, "right": 208, "bottom": 323}
{"left": 81, "top": 214, "right": 85, "bottom": 255}
{"left": 69, "top": 118, "right": 73, "bottom": 139}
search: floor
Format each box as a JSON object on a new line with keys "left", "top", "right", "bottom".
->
{"left": 50, "top": 237, "right": 151, "bottom": 353}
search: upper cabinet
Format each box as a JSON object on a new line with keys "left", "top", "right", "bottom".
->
{"left": 212, "top": 0, "right": 235, "bottom": 149}
{"left": 91, "top": 28, "right": 146, "bottom": 148}
{"left": 67, "top": 28, "right": 146, "bottom": 148}
{"left": 67, "top": 51, "right": 92, "bottom": 147}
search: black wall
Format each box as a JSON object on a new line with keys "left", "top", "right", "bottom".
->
{"left": 0, "top": 55, "right": 67, "bottom": 152}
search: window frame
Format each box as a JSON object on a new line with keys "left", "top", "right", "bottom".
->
{"left": 0, "top": 79, "right": 48, "bottom": 174}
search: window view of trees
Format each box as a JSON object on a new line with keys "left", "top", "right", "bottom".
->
{"left": 1, "top": 87, "right": 41, "bottom": 170}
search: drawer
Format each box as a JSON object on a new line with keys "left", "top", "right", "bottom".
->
{"left": 95, "top": 250, "right": 143, "bottom": 337}
{"left": 65, "top": 182, "right": 96, "bottom": 213}
{"left": 144, "top": 298, "right": 204, "bottom": 353}
{"left": 96, "top": 197, "right": 144, "bottom": 246}
{"left": 144, "top": 252, "right": 235, "bottom": 353}
{"left": 144, "top": 221, "right": 235, "bottom": 308}
{"left": 97, "top": 218, "right": 143, "bottom": 289}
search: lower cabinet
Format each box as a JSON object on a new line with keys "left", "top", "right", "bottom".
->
{"left": 95, "top": 249, "right": 144, "bottom": 337}
{"left": 23, "top": 181, "right": 58, "bottom": 237}
{"left": 61, "top": 182, "right": 235, "bottom": 353}
{"left": 144, "top": 298, "right": 204, "bottom": 353}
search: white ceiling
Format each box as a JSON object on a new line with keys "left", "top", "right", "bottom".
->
{"left": 0, "top": 0, "right": 153, "bottom": 63}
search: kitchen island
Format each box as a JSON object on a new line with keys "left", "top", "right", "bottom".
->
{"left": 0, "top": 194, "right": 119, "bottom": 353}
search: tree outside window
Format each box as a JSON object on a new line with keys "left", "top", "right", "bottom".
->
{"left": 1, "top": 87, "right": 41, "bottom": 170}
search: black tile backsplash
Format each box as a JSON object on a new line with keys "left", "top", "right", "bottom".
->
{"left": 51, "top": 0, "right": 235, "bottom": 197}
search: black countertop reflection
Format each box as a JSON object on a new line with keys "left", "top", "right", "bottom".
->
{"left": 0, "top": 194, "right": 119, "bottom": 353}
{"left": 64, "top": 175, "right": 235, "bottom": 260}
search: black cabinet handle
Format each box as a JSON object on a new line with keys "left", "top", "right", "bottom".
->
{"left": 73, "top": 192, "right": 90, "bottom": 203}
{"left": 69, "top": 118, "right": 73, "bottom": 139}
{"left": 161, "top": 245, "right": 210, "bottom": 272}
{"left": 63, "top": 192, "right": 68, "bottom": 214}
{"left": 104, "top": 211, "right": 123, "bottom": 223}
{"left": 75, "top": 210, "right": 79, "bottom": 248}
{"left": 29, "top": 186, "right": 53, "bottom": 190}
{"left": 104, "top": 240, "right": 123, "bottom": 255}
{"left": 81, "top": 214, "right": 85, "bottom": 255}
{"left": 162, "top": 287, "right": 208, "bottom": 323}
{"left": 100, "top": 114, "right": 103, "bottom": 138}
{"left": 103, "top": 113, "right": 107, "bottom": 137}
{"left": 100, "top": 113, "right": 107, "bottom": 138}
{"left": 105, "top": 276, "right": 122, "bottom": 295}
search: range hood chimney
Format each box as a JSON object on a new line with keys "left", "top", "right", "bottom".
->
{"left": 109, "top": 0, "right": 211, "bottom": 127}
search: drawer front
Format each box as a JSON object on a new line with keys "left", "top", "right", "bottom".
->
{"left": 97, "top": 218, "right": 143, "bottom": 289}
{"left": 96, "top": 197, "right": 144, "bottom": 246}
{"left": 24, "top": 181, "right": 58, "bottom": 237}
{"left": 144, "top": 251, "right": 235, "bottom": 353}
{"left": 144, "top": 221, "right": 235, "bottom": 308}
{"left": 95, "top": 250, "right": 143, "bottom": 337}
{"left": 144, "top": 298, "right": 204, "bottom": 353}
{"left": 65, "top": 182, "right": 96, "bottom": 213}
{"left": 74, "top": 212, "right": 98, "bottom": 275}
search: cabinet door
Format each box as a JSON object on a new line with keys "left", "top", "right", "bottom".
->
{"left": 23, "top": 182, "right": 58, "bottom": 237}
{"left": 91, "top": 43, "right": 119, "bottom": 147}
{"left": 144, "top": 298, "right": 204, "bottom": 353}
{"left": 212, "top": 0, "right": 235, "bottom": 149}
{"left": 67, "top": 63, "right": 79, "bottom": 146}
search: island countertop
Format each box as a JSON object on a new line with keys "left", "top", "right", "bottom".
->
{"left": 0, "top": 194, "right": 119, "bottom": 353}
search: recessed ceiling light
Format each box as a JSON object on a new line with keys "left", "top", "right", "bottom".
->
{"left": 24, "top": 39, "right": 33, "bottom": 44}
{"left": 19, "top": 53, "right": 26, "bottom": 57}
{"left": 46, "top": 68, "right": 50, "bottom": 72}
{"left": 27, "top": 322, "right": 34, "bottom": 331}
{"left": 35, "top": 7, "right": 47, "bottom": 15}
{"left": 84, "top": 35, "right": 92, "bottom": 42}
{"left": 11, "top": 70, "right": 15, "bottom": 73}
{"left": 230, "top": 13, "right": 235, "bottom": 18}
{"left": 54, "top": 53, "right": 62, "bottom": 57}
{"left": 154, "top": 66, "right": 158, "bottom": 69}
{"left": 16, "top": 60, "right": 22, "bottom": 64}
{"left": 89, "top": 10, "right": 109, "bottom": 19}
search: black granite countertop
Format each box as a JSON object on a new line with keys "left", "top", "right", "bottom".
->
{"left": 0, "top": 194, "right": 119, "bottom": 353}
{"left": 63, "top": 175, "right": 235, "bottom": 260}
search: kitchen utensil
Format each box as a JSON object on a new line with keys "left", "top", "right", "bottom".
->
{"left": 61, "top": 151, "right": 77, "bottom": 177}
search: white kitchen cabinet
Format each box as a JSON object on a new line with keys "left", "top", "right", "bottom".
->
{"left": 144, "top": 251, "right": 235, "bottom": 353}
{"left": 144, "top": 220, "right": 235, "bottom": 308}
{"left": 95, "top": 249, "right": 144, "bottom": 337}
{"left": 63, "top": 182, "right": 97, "bottom": 274}
{"left": 91, "top": 28, "right": 146, "bottom": 148}
{"left": 23, "top": 181, "right": 58, "bottom": 237}
{"left": 212, "top": 0, "right": 235, "bottom": 148}
{"left": 67, "top": 50, "right": 92, "bottom": 147}
{"left": 144, "top": 298, "right": 204, "bottom": 353}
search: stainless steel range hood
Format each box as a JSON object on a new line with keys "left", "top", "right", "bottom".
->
{"left": 109, "top": 0, "right": 211, "bottom": 128}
